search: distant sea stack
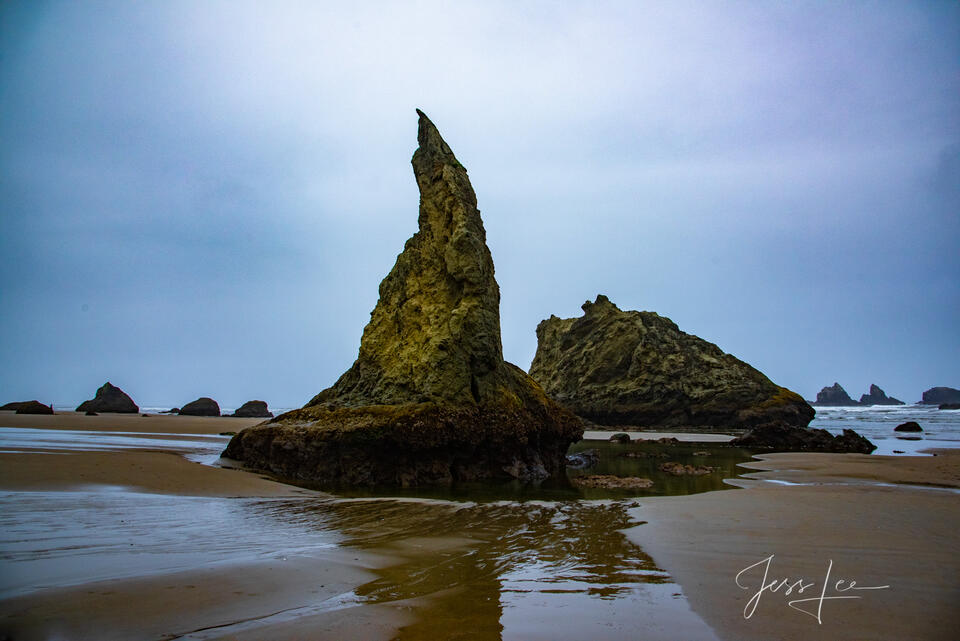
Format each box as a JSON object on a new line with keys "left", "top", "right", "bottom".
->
{"left": 11, "top": 400, "right": 55, "bottom": 415}
{"left": 223, "top": 111, "right": 582, "bottom": 487}
{"left": 179, "top": 397, "right": 221, "bottom": 417}
{"left": 527, "top": 295, "right": 813, "bottom": 430}
{"left": 232, "top": 400, "right": 273, "bottom": 418}
{"left": 920, "top": 387, "right": 960, "bottom": 405}
{"left": 75, "top": 382, "right": 138, "bottom": 413}
{"left": 812, "top": 383, "right": 859, "bottom": 407}
{"left": 858, "top": 384, "right": 904, "bottom": 406}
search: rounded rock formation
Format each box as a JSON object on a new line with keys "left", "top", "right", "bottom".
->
{"left": 920, "top": 387, "right": 960, "bottom": 405}
{"left": 179, "top": 398, "right": 221, "bottom": 417}
{"left": 893, "top": 421, "right": 923, "bottom": 432}
{"left": 15, "top": 401, "right": 54, "bottom": 415}
{"left": 529, "top": 295, "right": 813, "bottom": 431}
{"left": 232, "top": 400, "right": 273, "bottom": 418}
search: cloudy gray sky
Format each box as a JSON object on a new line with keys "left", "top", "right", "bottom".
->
{"left": 1, "top": 0, "right": 957, "bottom": 409}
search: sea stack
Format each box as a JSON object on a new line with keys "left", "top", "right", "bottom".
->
{"left": 223, "top": 111, "right": 582, "bottom": 487}
{"left": 179, "top": 398, "right": 221, "bottom": 417}
{"left": 528, "top": 295, "right": 813, "bottom": 430}
{"left": 919, "top": 387, "right": 960, "bottom": 405}
{"left": 812, "top": 382, "right": 859, "bottom": 406}
{"left": 232, "top": 400, "right": 273, "bottom": 418}
{"left": 858, "top": 384, "right": 904, "bottom": 406}
{"left": 75, "top": 382, "right": 139, "bottom": 414}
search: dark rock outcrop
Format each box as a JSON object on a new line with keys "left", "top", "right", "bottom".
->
{"left": 76, "top": 382, "right": 138, "bottom": 414}
{"left": 232, "top": 400, "right": 274, "bottom": 418}
{"left": 812, "top": 383, "right": 859, "bottom": 406}
{"left": 659, "top": 462, "right": 714, "bottom": 476}
{"left": 731, "top": 425, "right": 876, "bottom": 453}
{"left": 15, "top": 401, "right": 54, "bottom": 415}
{"left": 920, "top": 387, "right": 960, "bottom": 405}
{"left": 858, "top": 384, "right": 904, "bottom": 406}
{"left": 1, "top": 401, "right": 28, "bottom": 411}
{"left": 940, "top": 403, "right": 960, "bottom": 410}
{"left": 179, "top": 398, "right": 221, "bottom": 417}
{"left": 223, "top": 111, "right": 582, "bottom": 487}
{"left": 609, "top": 433, "right": 631, "bottom": 444}
{"left": 528, "top": 295, "right": 813, "bottom": 431}
{"left": 894, "top": 421, "right": 923, "bottom": 432}
{"left": 571, "top": 475, "right": 653, "bottom": 489}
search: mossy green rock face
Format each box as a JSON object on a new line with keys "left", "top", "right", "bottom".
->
{"left": 529, "top": 295, "right": 814, "bottom": 430}
{"left": 224, "top": 111, "right": 582, "bottom": 487}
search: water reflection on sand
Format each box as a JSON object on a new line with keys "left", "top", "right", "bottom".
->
{"left": 0, "top": 427, "right": 727, "bottom": 639}
{"left": 2, "top": 490, "right": 722, "bottom": 639}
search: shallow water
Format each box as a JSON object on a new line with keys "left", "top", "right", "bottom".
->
{"left": 0, "top": 427, "right": 726, "bottom": 639}
{"left": 811, "top": 404, "right": 960, "bottom": 455}
{"left": 3, "top": 410, "right": 956, "bottom": 638}
{"left": 0, "top": 491, "right": 719, "bottom": 639}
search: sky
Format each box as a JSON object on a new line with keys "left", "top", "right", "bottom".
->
{"left": 1, "top": 0, "right": 958, "bottom": 410}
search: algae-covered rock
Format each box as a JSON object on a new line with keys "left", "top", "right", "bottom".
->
{"left": 76, "top": 382, "right": 138, "bottom": 414}
{"left": 571, "top": 475, "right": 653, "bottom": 489}
{"left": 528, "top": 295, "right": 813, "bottom": 430}
{"left": 223, "top": 111, "right": 582, "bottom": 487}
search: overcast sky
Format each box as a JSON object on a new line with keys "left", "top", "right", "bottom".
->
{"left": 1, "top": 0, "right": 957, "bottom": 409}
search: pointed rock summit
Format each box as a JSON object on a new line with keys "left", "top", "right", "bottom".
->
{"left": 76, "top": 382, "right": 138, "bottom": 414}
{"left": 812, "top": 382, "right": 859, "bottom": 406}
{"left": 223, "top": 111, "right": 582, "bottom": 486}
{"left": 529, "top": 295, "right": 814, "bottom": 430}
{"left": 858, "top": 384, "right": 904, "bottom": 406}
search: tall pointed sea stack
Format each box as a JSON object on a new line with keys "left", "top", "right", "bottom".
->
{"left": 223, "top": 111, "right": 582, "bottom": 486}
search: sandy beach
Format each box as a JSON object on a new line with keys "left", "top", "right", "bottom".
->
{"left": 1, "top": 413, "right": 958, "bottom": 640}
{"left": 625, "top": 450, "right": 960, "bottom": 641}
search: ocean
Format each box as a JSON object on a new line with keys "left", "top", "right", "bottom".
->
{"left": 810, "top": 404, "right": 960, "bottom": 455}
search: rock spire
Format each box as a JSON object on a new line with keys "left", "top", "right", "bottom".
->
{"left": 223, "top": 111, "right": 582, "bottom": 487}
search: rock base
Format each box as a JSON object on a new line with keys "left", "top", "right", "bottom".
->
{"left": 223, "top": 401, "right": 581, "bottom": 487}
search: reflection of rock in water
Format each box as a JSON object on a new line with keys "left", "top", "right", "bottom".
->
{"left": 265, "top": 499, "right": 669, "bottom": 638}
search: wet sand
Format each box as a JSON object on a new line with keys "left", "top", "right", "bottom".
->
{"left": 2, "top": 415, "right": 958, "bottom": 640}
{"left": 1, "top": 553, "right": 408, "bottom": 641}
{"left": 625, "top": 450, "right": 960, "bottom": 641}
{"left": 0, "top": 410, "right": 263, "bottom": 434}
{"left": 0, "top": 450, "right": 316, "bottom": 497}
